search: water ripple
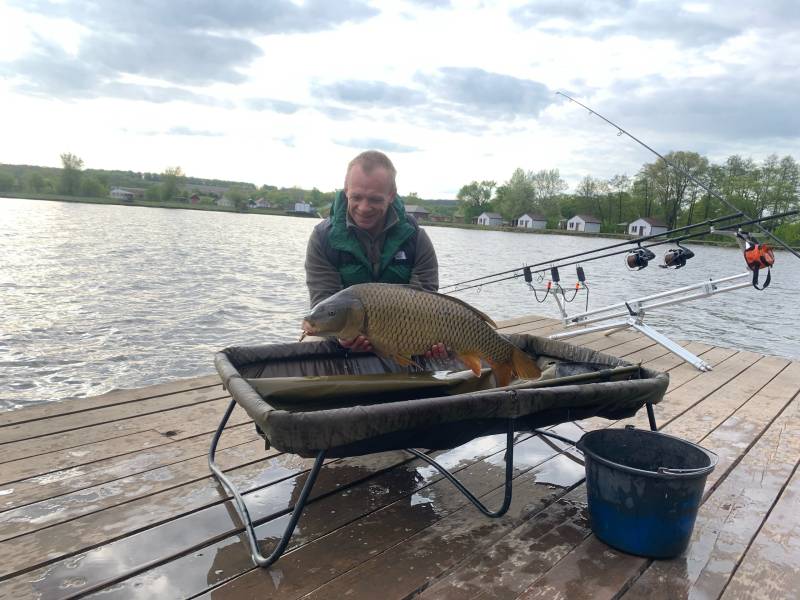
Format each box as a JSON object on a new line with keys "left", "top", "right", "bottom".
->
{"left": 1, "top": 197, "right": 798, "bottom": 410}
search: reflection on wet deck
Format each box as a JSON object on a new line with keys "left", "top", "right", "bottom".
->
{"left": 1, "top": 314, "right": 798, "bottom": 600}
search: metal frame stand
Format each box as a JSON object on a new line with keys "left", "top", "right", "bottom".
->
{"left": 209, "top": 399, "right": 327, "bottom": 568}
{"left": 209, "top": 405, "right": 518, "bottom": 568}
{"left": 405, "top": 419, "right": 516, "bottom": 518}
{"left": 547, "top": 273, "right": 752, "bottom": 372}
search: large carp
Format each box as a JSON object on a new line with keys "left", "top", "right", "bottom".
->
{"left": 301, "top": 283, "right": 541, "bottom": 386}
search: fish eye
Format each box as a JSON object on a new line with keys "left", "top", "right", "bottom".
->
{"left": 328, "top": 310, "right": 336, "bottom": 316}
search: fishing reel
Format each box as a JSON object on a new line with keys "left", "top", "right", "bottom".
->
{"left": 738, "top": 231, "right": 774, "bottom": 289}
{"left": 660, "top": 242, "right": 695, "bottom": 269}
{"left": 625, "top": 246, "right": 656, "bottom": 271}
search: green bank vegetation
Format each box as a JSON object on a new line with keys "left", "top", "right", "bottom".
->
{"left": 1, "top": 150, "right": 798, "bottom": 244}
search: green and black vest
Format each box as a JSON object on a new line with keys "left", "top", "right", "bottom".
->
{"left": 317, "top": 191, "right": 419, "bottom": 288}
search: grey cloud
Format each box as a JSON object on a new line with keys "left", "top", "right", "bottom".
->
{"left": 7, "top": 0, "right": 378, "bottom": 101}
{"left": 417, "top": 67, "right": 552, "bottom": 119}
{"left": 334, "top": 138, "right": 420, "bottom": 153}
{"left": 246, "top": 98, "right": 303, "bottom": 114}
{"left": 312, "top": 81, "right": 427, "bottom": 108}
{"left": 315, "top": 105, "right": 356, "bottom": 121}
{"left": 511, "top": 0, "right": 633, "bottom": 25}
{"left": 405, "top": 0, "right": 452, "bottom": 7}
{"left": 102, "top": 82, "right": 232, "bottom": 107}
{"left": 600, "top": 74, "right": 800, "bottom": 142}
{"left": 511, "top": 0, "right": 798, "bottom": 47}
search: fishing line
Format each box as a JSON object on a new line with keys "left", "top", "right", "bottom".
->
{"left": 556, "top": 91, "right": 800, "bottom": 261}
{"left": 442, "top": 211, "right": 796, "bottom": 294}
{"left": 440, "top": 212, "right": 743, "bottom": 292}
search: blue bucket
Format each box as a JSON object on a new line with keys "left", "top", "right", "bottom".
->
{"left": 576, "top": 426, "right": 717, "bottom": 558}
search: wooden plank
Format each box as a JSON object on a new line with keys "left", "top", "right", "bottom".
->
{"left": 0, "top": 432, "right": 529, "bottom": 599}
{"left": 0, "top": 385, "right": 227, "bottom": 445}
{"left": 0, "top": 375, "right": 220, "bottom": 428}
{"left": 496, "top": 315, "right": 557, "bottom": 330}
{"left": 0, "top": 394, "right": 248, "bottom": 465}
{"left": 0, "top": 423, "right": 258, "bottom": 512}
{"left": 513, "top": 358, "right": 796, "bottom": 600}
{"left": 212, "top": 345, "right": 707, "bottom": 599}
{"left": 211, "top": 442, "right": 583, "bottom": 599}
{"left": 721, "top": 461, "right": 800, "bottom": 600}
{"left": 410, "top": 351, "right": 776, "bottom": 600}
{"left": 619, "top": 364, "right": 800, "bottom": 600}
{"left": 0, "top": 430, "right": 172, "bottom": 485}
{"left": 0, "top": 435, "right": 267, "bottom": 542}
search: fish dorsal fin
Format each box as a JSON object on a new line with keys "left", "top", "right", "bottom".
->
{"left": 394, "top": 284, "right": 498, "bottom": 328}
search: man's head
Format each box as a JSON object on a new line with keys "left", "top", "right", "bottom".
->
{"left": 344, "top": 150, "right": 397, "bottom": 236}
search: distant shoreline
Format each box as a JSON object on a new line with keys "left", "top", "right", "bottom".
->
{"left": 3, "top": 192, "right": 771, "bottom": 249}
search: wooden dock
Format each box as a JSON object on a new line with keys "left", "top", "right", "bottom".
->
{"left": 1, "top": 315, "right": 798, "bottom": 599}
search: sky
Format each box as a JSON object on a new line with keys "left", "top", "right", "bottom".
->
{"left": 1, "top": 0, "right": 798, "bottom": 198}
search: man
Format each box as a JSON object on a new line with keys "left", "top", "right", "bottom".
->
{"left": 305, "top": 150, "right": 444, "bottom": 356}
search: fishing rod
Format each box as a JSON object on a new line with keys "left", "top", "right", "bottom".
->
{"left": 440, "top": 211, "right": 744, "bottom": 292}
{"left": 556, "top": 91, "right": 800, "bottom": 261}
{"left": 443, "top": 211, "right": 795, "bottom": 294}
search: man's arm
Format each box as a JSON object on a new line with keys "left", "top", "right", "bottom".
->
{"left": 304, "top": 226, "right": 343, "bottom": 308}
{"left": 409, "top": 228, "right": 439, "bottom": 292}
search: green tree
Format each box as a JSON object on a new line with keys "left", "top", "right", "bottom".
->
{"left": 641, "top": 152, "right": 708, "bottom": 229}
{"left": 59, "top": 152, "right": 84, "bottom": 195}
{"left": 226, "top": 186, "right": 250, "bottom": 211}
{"left": 532, "top": 169, "right": 567, "bottom": 223}
{"left": 25, "top": 171, "right": 46, "bottom": 193}
{"left": 80, "top": 176, "right": 107, "bottom": 198}
{"left": 160, "top": 166, "right": 185, "bottom": 202}
{"left": 0, "top": 171, "right": 15, "bottom": 192}
{"left": 495, "top": 168, "right": 536, "bottom": 220}
{"left": 456, "top": 180, "right": 496, "bottom": 221}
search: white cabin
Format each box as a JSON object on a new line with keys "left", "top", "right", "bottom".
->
{"left": 628, "top": 217, "right": 668, "bottom": 237}
{"left": 567, "top": 214, "right": 601, "bottom": 233}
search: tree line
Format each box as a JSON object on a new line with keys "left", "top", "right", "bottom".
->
{"left": 2, "top": 150, "right": 797, "bottom": 244}
{"left": 456, "top": 152, "right": 800, "bottom": 244}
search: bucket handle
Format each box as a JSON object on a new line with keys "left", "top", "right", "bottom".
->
{"left": 657, "top": 466, "right": 713, "bottom": 476}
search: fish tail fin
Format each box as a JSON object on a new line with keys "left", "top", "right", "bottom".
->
{"left": 488, "top": 359, "right": 514, "bottom": 387}
{"left": 457, "top": 353, "right": 483, "bottom": 377}
{"left": 512, "top": 347, "right": 542, "bottom": 381}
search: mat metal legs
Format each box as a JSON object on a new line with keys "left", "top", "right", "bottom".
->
{"left": 405, "top": 419, "right": 516, "bottom": 518}
{"left": 208, "top": 399, "right": 327, "bottom": 568}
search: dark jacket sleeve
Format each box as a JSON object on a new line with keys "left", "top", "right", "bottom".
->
{"left": 409, "top": 227, "right": 439, "bottom": 292}
{"left": 304, "top": 225, "right": 344, "bottom": 308}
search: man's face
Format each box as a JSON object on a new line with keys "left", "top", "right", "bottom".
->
{"left": 344, "top": 165, "right": 394, "bottom": 236}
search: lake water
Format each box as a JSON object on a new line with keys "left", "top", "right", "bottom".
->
{"left": 2, "top": 197, "right": 798, "bottom": 411}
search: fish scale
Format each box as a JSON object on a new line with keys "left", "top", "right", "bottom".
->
{"left": 302, "top": 283, "right": 541, "bottom": 385}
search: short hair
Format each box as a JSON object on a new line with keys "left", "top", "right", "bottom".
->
{"left": 345, "top": 150, "right": 397, "bottom": 194}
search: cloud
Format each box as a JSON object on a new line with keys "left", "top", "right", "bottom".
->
{"left": 312, "top": 80, "right": 427, "bottom": 108}
{"left": 166, "top": 126, "right": 224, "bottom": 136}
{"left": 334, "top": 138, "right": 421, "bottom": 153}
{"left": 405, "top": 0, "right": 452, "bottom": 7}
{"left": 588, "top": 73, "right": 800, "bottom": 143}
{"left": 510, "top": 0, "right": 799, "bottom": 46}
{"left": 245, "top": 98, "right": 303, "bottom": 114}
{"left": 417, "top": 67, "right": 552, "bottom": 119}
{"left": 6, "top": 0, "right": 378, "bottom": 100}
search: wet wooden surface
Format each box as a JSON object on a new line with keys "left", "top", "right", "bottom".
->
{"left": 1, "top": 316, "right": 798, "bottom": 600}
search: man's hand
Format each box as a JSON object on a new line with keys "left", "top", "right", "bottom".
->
{"left": 425, "top": 343, "right": 448, "bottom": 359}
{"left": 338, "top": 335, "right": 374, "bottom": 353}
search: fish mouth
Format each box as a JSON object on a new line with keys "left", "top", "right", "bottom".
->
{"left": 301, "top": 319, "right": 317, "bottom": 335}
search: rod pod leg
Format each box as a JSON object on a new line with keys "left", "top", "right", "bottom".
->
{"left": 405, "top": 419, "right": 515, "bottom": 518}
{"left": 209, "top": 399, "right": 326, "bottom": 568}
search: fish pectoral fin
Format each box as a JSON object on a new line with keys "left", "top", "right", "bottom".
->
{"left": 457, "top": 353, "right": 483, "bottom": 378}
